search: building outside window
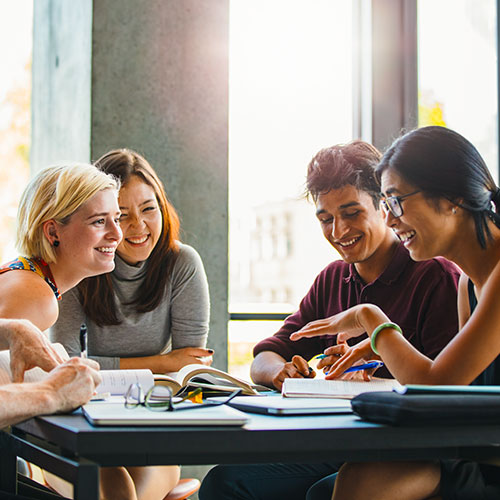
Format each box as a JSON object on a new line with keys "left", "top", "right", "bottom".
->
{"left": 228, "top": 0, "right": 354, "bottom": 378}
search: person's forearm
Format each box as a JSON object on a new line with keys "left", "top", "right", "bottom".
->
{"left": 357, "top": 304, "right": 433, "bottom": 384}
{"left": 250, "top": 351, "right": 287, "bottom": 387}
{"left": 119, "top": 354, "right": 168, "bottom": 372}
{"left": 0, "top": 383, "right": 58, "bottom": 428}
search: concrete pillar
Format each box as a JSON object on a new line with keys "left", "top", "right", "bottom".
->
{"left": 32, "top": 0, "right": 229, "bottom": 372}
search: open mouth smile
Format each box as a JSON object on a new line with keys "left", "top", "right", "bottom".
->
{"left": 398, "top": 230, "right": 416, "bottom": 245}
{"left": 336, "top": 236, "right": 362, "bottom": 248}
{"left": 96, "top": 247, "right": 116, "bottom": 255}
{"left": 126, "top": 235, "right": 149, "bottom": 245}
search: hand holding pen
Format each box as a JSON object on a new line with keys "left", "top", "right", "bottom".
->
{"left": 313, "top": 354, "right": 383, "bottom": 374}
{"left": 313, "top": 338, "right": 383, "bottom": 380}
{"left": 271, "top": 354, "right": 315, "bottom": 391}
{"left": 79, "top": 324, "right": 88, "bottom": 358}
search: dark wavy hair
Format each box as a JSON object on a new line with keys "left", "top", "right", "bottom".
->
{"left": 78, "top": 149, "right": 180, "bottom": 325}
{"left": 376, "top": 126, "right": 500, "bottom": 249}
{"left": 305, "top": 140, "right": 382, "bottom": 208}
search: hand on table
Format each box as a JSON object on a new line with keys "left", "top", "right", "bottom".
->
{"left": 161, "top": 347, "right": 214, "bottom": 372}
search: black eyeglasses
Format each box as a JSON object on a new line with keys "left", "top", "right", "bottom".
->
{"left": 124, "top": 384, "right": 242, "bottom": 412}
{"left": 380, "top": 190, "right": 420, "bottom": 218}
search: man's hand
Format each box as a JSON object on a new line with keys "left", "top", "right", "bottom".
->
{"left": 43, "top": 357, "right": 102, "bottom": 413}
{"left": 2, "top": 319, "right": 67, "bottom": 383}
{"left": 271, "top": 355, "right": 315, "bottom": 391}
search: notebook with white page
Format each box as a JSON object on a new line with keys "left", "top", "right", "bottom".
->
{"left": 282, "top": 378, "right": 403, "bottom": 399}
{"left": 83, "top": 398, "right": 249, "bottom": 426}
{"left": 210, "top": 395, "right": 352, "bottom": 416}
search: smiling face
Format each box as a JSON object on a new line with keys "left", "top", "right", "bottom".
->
{"left": 116, "top": 175, "right": 163, "bottom": 265}
{"left": 54, "top": 188, "right": 122, "bottom": 278}
{"left": 380, "top": 168, "right": 457, "bottom": 261}
{"left": 315, "top": 185, "right": 394, "bottom": 271}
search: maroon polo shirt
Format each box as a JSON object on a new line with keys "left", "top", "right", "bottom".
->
{"left": 253, "top": 243, "right": 460, "bottom": 378}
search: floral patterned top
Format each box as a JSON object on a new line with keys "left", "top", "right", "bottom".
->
{"left": 0, "top": 256, "right": 61, "bottom": 300}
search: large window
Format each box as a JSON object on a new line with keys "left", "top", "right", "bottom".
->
{"left": 228, "top": 1, "right": 354, "bottom": 378}
{"left": 0, "top": 1, "right": 32, "bottom": 262}
{"left": 418, "top": 0, "right": 498, "bottom": 181}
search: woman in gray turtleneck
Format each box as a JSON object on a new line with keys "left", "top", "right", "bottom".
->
{"left": 50, "top": 148, "right": 211, "bottom": 499}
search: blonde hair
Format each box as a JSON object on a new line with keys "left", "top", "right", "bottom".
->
{"left": 16, "top": 163, "right": 120, "bottom": 263}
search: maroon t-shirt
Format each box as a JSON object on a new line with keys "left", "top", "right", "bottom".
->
{"left": 253, "top": 243, "right": 460, "bottom": 378}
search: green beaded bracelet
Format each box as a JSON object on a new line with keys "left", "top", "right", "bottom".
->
{"left": 370, "top": 322, "right": 403, "bottom": 355}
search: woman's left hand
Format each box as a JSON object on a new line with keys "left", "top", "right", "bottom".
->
{"left": 161, "top": 347, "right": 213, "bottom": 372}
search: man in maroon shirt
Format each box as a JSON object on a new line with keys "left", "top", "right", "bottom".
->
{"left": 199, "top": 140, "right": 460, "bottom": 500}
{"left": 251, "top": 140, "right": 460, "bottom": 390}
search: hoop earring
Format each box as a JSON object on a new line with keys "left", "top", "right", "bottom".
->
{"left": 53, "top": 240, "right": 60, "bottom": 247}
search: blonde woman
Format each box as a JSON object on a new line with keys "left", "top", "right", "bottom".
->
{"left": 0, "top": 164, "right": 175, "bottom": 499}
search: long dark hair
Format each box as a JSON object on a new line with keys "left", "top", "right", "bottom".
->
{"left": 376, "top": 126, "right": 500, "bottom": 249}
{"left": 78, "top": 149, "right": 180, "bottom": 325}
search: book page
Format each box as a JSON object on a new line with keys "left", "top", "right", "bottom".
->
{"left": 153, "top": 374, "right": 182, "bottom": 394}
{"left": 97, "top": 369, "right": 155, "bottom": 395}
{"left": 167, "top": 364, "right": 259, "bottom": 395}
{"left": 282, "top": 378, "right": 403, "bottom": 399}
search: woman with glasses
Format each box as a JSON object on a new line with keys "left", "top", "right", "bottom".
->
{"left": 51, "top": 149, "right": 211, "bottom": 499}
{"left": 291, "top": 126, "right": 500, "bottom": 499}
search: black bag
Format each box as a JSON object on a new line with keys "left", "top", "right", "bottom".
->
{"left": 351, "top": 391, "right": 500, "bottom": 426}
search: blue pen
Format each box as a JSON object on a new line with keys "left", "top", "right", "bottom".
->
{"left": 342, "top": 361, "right": 384, "bottom": 374}
{"left": 314, "top": 354, "right": 328, "bottom": 360}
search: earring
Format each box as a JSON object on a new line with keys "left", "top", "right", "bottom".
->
{"left": 53, "top": 240, "right": 60, "bottom": 247}
{"left": 452, "top": 207, "right": 457, "bottom": 214}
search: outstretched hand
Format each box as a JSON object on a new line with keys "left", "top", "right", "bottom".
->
{"left": 290, "top": 306, "right": 369, "bottom": 343}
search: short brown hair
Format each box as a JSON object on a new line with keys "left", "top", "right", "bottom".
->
{"left": 306, "top": 140, "right": 382, "bottom": 207}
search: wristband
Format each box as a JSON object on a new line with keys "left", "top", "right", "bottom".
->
{"left": 370, "top": 322, "right": 402, "bottom": 355}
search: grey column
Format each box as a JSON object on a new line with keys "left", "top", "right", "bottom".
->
{"left": 32, "top": 0, "right": 229, "bottom": 371}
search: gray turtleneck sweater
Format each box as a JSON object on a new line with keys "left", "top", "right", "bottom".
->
{"left": 50, "top": 242, "right": 210, "bottom": 369}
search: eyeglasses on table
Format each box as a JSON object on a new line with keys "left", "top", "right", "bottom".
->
{"left": 124, "top": 383, "right": 242, "bottom": 412}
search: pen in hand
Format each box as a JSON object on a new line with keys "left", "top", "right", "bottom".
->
{"left": 80, "top": 323, "right": 88, "bottom": 358}
{"left": 340, "top": 361, "right": 384, "bottom": 374}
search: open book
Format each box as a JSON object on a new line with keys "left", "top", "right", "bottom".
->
{"left": 96, "top": 364, "right": 262, "bottom": 397}
{"left": 282, "top": 377, "right": 403, "bottom": 399}
{"left": 0, "top": 345, "right": 158, "bottom": 396}
{"left": 161, "top": 364, "right": 262, "bottom": 396}
{"left": 0, "top": 346, "right": 261, "bottom": 396}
